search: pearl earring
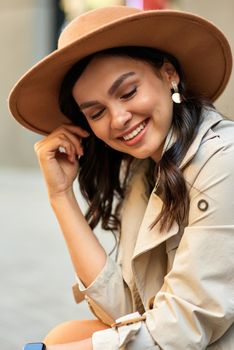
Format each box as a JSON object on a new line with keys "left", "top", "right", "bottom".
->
{"left": 171, "top": 81, "right": 182, "bottom": 104}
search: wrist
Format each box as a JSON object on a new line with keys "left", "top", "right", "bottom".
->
{"left": 49, "top": 188, "right": 85, "bottom": 221}
{"left": 49, "top": 187, "right": 76, "bottom": 205}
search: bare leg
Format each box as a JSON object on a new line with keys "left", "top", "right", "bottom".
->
{"left": 44, "top": 319, "right": 109, "bottom": 345}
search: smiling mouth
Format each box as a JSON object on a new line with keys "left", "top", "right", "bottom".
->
{"left": 121, "top": 120, "right": 147, "bottom": 141}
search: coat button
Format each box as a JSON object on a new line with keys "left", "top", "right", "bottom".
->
{"left": 197, "top": 199, "right": 209, "bottom": 211}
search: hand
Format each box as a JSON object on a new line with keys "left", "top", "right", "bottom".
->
{"left": 34, "top": 124, "right": 89, "bottom": 198}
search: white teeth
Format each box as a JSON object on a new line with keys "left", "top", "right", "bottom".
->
{"left": 123, "top": 122, "right": 146, "bottom": 141}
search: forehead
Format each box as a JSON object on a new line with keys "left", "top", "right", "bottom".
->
{"left": 73, "top": 54, "right": 152, "bottom": 96}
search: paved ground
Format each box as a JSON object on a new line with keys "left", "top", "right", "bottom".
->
{"left": 0, "top": 167, "right": 114, "bottom": 349}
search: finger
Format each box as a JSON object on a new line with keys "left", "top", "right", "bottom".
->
{"left": 58, "top": 146, "right": 66, "bottom": 153}
{"left": 34, "top": 134, "right": 78, "bottom": 163}
{"left": 57, "top": 130, "right": 84, "bottom": 158}
{"left": 58, "top": 123, "right": 90, "bottom": 137}
{"left": 57, "top": 138, "right": 77, "bottom": 163}
{"left": 48, "top": 125, "right": 88, "bottom": 157}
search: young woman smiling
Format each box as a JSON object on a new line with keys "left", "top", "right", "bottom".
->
{"left": 9, "top": 6, "right": 234, "bottom": 350}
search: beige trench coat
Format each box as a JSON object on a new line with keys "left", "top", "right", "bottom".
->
{"left": 73, "top": 110, "right": 234, "bottom": 349}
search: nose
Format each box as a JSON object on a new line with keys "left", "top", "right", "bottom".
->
{"left": 110, "top": 108, "right": 132, "bottom": 130}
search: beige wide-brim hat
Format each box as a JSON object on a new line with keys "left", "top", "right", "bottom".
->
{"left": 8, "top": 6, "right": 232, "bottom": 135}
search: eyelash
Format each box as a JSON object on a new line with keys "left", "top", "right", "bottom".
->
{"left": 90, "top": 108, "right": 105, "bottom": 120}
{"left": 90, "top": 86, "right": 137, "bottom": 120}
{"left": 121, "top": 86, "right": 137, "bottom": 100}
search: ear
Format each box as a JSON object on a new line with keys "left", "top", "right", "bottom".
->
{"left": 160, "top": 62, "right": 180, "bottom": 86}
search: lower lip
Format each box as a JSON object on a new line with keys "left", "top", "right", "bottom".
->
{"left": 120, "top": 119, "right": 149, "bottom": 146}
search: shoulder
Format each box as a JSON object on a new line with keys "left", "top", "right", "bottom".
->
{"left": 200, "top": 115, "right": 234, "bottom": 162}
{"left": 198, "top": 117, "right": 234, "bottom": 164}
{"left": 184, "top": 112, "right": 234, "bottom": 185}
{"left": 216, "top": 118, "right": 234, "bottom": 146}
{"left": 186, "top": 114, "right": 234, "bottom": 225}
{"left": 204, "top": 115, "right": 234, "bottom": 148}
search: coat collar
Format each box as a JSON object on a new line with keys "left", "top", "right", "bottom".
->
{"left": 132, "top": 109, "right": 223, "bottom": 259}
{"left": 180, "top": 108, "right": 223, "bottom": 169}
{"left": 162, "top": 108, "right": 223, "bottom": 170}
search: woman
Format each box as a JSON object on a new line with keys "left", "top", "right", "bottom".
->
{"left": 9, "top": 6, "right": 234, "bottom": 350}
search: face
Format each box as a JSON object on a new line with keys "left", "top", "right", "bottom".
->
{"left": 72, "top": 54, "right": 179, "bottom": 162}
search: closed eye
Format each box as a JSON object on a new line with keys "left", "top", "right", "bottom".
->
{"left": 90, "top": 108, "right": 105, "bottom": 120}
{"left": 120, "top": 87, "right": 137, "bottom": 100}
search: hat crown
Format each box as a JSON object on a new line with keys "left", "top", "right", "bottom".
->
{"left": 58, "top": 6, "right": 141, "bottom": 49}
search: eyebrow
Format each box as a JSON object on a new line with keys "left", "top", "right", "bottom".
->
{"left": 108, "top": 71, "right": 136, "bottom": 95}
{"left": 79, "top": 71, "right": 136, "bottom": 110}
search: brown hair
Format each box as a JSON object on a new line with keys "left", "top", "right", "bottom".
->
{"left": 59, "top": 46, "right": 212, "bottom": 232}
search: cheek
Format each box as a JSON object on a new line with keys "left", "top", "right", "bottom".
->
{"left": 132, "top": 93, "right": 156, "bottom": 114}
{"left": 152, "top": 89, "right": 173, "bottom": 120}
{"left": 87, "top": 120, "right": 109, "bottom": 142}
{"left": 136, "top": 85, "right": 172, "bottom": 115}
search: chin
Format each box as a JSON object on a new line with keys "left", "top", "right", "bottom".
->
{"left": 131, "top": 151, "right": 154, "bottom": 160}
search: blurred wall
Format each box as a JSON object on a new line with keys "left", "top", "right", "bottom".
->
{"left": 174, "top": 0, "right": 234, "bottom": 119}
{"left": 0, "top": 0, "right": 54, "bottom": 168}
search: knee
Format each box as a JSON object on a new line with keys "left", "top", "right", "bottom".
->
{"left": 44, "top": 319, "right": 109, "bottom": 345}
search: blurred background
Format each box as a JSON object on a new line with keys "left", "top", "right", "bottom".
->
{"left": 0, "top": 0, "right": 233, "bottom": 349}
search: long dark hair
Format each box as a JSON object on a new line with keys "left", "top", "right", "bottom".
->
{"left": 59, "top": 46, "right": 212, "bottom": 232}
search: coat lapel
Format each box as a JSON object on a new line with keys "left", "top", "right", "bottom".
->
{"left": 132, "top": 192, "right": 179, "bottom": 259}
{"left": 118, "top": 160, "right": 150, "bottom": 289}
{"left": 131, "top": 192, "right": 180, "bottom": 307}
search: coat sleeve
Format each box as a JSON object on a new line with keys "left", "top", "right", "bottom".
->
{"left": 74, "top": 255, "right": 134, "bottom": 324}
{"left": 144, "top": 134, "right": 234, "bottom": 349}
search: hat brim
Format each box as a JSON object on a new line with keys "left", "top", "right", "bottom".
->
{"left": 9, "top": 9, "right": 232, "bottom": 135}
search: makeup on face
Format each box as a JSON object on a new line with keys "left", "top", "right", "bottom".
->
{"left": 73, "top": 55, "right": 176, "bottom": 161}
